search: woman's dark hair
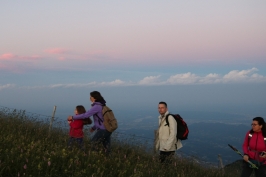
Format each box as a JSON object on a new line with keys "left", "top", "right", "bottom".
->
{"left": 76, "top": 105, "right": 86, "bottom": 114}
{"left": 250, "top": 117, "right": 266, "bottom": 137}
{"left": 90, "top": 91, "right": 106, "bottom": 105}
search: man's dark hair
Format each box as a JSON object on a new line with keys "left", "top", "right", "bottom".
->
{"left": 159, "top": 101, "right": 167, "bottom": 108}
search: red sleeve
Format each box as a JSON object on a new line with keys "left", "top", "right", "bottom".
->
{"left": 242, "top": 131, "right": 250, "bottom": 155}
{"left": 70, "top": 120, "right": 83, "bottom": 129}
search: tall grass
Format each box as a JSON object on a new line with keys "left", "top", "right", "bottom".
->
{"left": 0, "top": 108, "right": 241, "bottom": 177}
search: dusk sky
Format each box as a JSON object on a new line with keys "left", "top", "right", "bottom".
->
{"left": 1, "top": 1, "right": 266, "bottom": 119}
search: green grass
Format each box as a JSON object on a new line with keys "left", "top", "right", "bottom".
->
{"left": 0, "top": 108, "right": 241, "bottom": 177}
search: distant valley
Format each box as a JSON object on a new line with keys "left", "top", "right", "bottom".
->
{"left": 48, "top": 108, "right": 256, "bottom": 166}
{"left": 115, "top": 110, "right": 252, "bottom": 166}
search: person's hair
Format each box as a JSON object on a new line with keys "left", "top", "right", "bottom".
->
{"left": 159, "top": 101, "right": 167, "bottom": 108}
{"left": 250, "top": 117, "right": 266, "bottom": 137}
{"left": 76, "top": 105, "right": 86, "bottom": 114}
{"left": 90, "top": 91, "right": 104, "bottom": 102}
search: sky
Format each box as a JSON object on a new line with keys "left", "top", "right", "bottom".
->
{"left": 0, "top": 1, "right": 266, "bottom": 120}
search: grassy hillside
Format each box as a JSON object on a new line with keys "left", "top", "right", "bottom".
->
{"left": 0, "top": 108, "right": 241, "bottom": 177}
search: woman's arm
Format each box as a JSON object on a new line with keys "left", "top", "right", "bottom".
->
{"left": 242, "top": 132, "right": 250, "bottom": 162}
{"left": 242, "top": 132, "right": 249, "bottom": 154}
{"left": 73, "top": 105, "right": 101, "bottom": 120}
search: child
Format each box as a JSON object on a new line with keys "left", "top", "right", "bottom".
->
{"left": 68, "top": 105, "right": 86, "bottom": 150}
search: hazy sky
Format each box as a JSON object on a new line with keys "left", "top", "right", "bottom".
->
{"left": 1, "top": 1, "right": 265, "bottom": 119}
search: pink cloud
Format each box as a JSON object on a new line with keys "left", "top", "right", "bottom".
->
{"left": 20, "top": 55, "right": 41, "bottom": 60}
{"left": 0, "top": 52, "right": 43, "bottom": 73}
{"left": 0, "top": 53, "right": 41, "bottom": 61}
{"left": 0, "top": 53, "right": 17, "bottom": 60}
{"left": 45, "top": 48, "right": 69, "bottom": 54}
{"left": 58, "top": 57, "right": 66, "bottom": 61}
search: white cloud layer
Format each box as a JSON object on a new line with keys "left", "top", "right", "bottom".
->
{"left": 139, "top": 75, "right": 161, "bottom": 85}
{"left": 0, "top": 84, "right": 16, "bottom": 90}
{"left": 167, "top": 72, "right": 199, "bottom": 85}
{"left": 1, "top": 68, "right": 266, "bottom": 90}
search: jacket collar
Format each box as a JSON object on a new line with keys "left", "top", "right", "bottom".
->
{"left": 91, "top": 102, "right": 103, "bottom": 106}
{"left": 159, "top": 111, "right": 169, "bottom": 120}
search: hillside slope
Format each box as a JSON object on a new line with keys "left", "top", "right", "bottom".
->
{"left": 0, "top": 108, "right": 241, "bottom": 177}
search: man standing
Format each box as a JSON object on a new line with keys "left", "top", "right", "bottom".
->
{"left": 155, "top": 101, "right": 182, "bottom": 163}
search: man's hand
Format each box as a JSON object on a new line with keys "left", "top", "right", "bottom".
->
{"left": 67, "top": 116, "right": 73, "bottom": 121}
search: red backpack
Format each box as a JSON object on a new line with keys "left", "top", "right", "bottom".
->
{"left": 165, "top": 114, "right": 189, "bottom": 140}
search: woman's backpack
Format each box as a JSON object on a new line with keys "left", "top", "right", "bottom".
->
{"left": 95, "top": 105, "right": 118, "bottom": 132}
{"left": 102, "top": 106, "right": 118, "bottom": 132}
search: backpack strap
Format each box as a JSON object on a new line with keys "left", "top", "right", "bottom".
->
{"left": 95, "top": 114, "right": 103, "bottom": 125}
{"left": 95, "top": 104, "right": 105, "bottom": 121}
{"left": 165, "top": 114, "right": 174, "bottom": 127}
{"left": 103, "top": 109, "right": 112, "bottom": 117}
{"left": 248, "top": 133, "right": 252, "bottom": 147}
{"left": 248, "top": 132, "right": 266, "bottom": 146}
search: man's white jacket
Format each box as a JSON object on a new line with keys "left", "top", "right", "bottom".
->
{"left": 155, "top": 111, "right": 182, "bottom": 151}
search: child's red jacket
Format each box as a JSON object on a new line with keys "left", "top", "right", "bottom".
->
{"left": 69, "top": 119, "right": 84, "bottom": 138}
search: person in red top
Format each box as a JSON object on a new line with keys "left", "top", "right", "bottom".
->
{"left": 68, "top": 105, "right": 88, "bottom": 150}
{"left": 241, "top": 117, "right": 266, "bottom": 177}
